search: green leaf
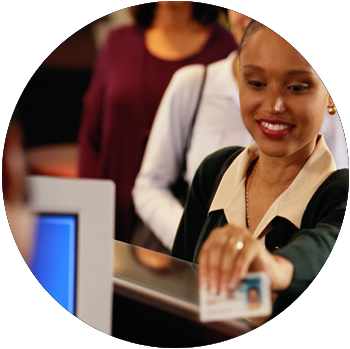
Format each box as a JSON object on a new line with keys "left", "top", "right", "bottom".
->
{"left": 286, "top": 310, "right": 297, "bottom": 322}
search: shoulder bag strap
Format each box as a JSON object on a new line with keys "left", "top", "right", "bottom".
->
{"left": 181, "top": 66, "right": 207, "bottom": 175}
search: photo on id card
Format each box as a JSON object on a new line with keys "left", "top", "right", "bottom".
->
{"left": 199, "top": 272, "right": 272, "bottom": 322}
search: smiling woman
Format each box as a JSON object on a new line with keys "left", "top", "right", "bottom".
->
{"left": 172, "top": 20, "right": 348, "bottom": 323}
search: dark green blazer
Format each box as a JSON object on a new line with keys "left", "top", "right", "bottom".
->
{"left": 172, "top": 146, "right": 348, "bottom": 318}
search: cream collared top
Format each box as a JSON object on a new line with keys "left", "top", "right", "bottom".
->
{"left": 209, "top": 136, "right": 337, "bottom": 239}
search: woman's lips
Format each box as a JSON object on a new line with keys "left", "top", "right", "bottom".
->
{"left": 257, "top": 119, "right": 294, "bottom": 139}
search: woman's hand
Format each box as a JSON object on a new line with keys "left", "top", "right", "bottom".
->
{"left": 198, "top": 224, "right": 294, "bottom": 295}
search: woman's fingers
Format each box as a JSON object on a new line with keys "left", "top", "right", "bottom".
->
{"left": 228, "top": 238, "right": 260, "bottom": 290}
{"left": 218, "top": 237, "right": 244, "bottom": 295}
{"left": 198, "top": 229, "right": 226, "bottom": 293}
{"left": 198, "top": 225, "right": 250, "bottom": 295}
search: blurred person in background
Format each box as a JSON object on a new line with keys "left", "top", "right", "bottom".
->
{"left": 78, "top": 2, "right": 237, "bottom": 243}
{"left": 132, "top": 11, "right": 348, "bottom": 252}
{"left": 3, "top": 117, "right": 35, "bottom": 265}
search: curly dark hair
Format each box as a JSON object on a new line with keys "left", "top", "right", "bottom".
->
{"left": 130, "top": 2, "right": 224, "bottom": 28}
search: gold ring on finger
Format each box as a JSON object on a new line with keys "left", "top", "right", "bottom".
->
{"left": 236, "top": 240, "right": 244, "bottom": 250}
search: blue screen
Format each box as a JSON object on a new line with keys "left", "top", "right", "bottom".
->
{"left": 30, "top": 215, "right": 77, "bottom": 315}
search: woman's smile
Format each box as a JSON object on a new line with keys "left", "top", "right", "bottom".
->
{"left": 257, "top": 119, "right": 294, "bottom": 139}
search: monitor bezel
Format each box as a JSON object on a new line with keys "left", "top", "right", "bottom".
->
{"left": 26, "top": 175, "right": 115, "bottom": 335}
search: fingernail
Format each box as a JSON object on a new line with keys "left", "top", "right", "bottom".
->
{"left": 209, "top": 279, "right": 218, "bottom": 295}
{"left": 219, "top": 283, "right": 228, "bottom": 298}
{"left": 220, "top": 282, "right": 228, "bottom": 297}
{"left": 229, "top": 277, "right": 239, "bottom": 291}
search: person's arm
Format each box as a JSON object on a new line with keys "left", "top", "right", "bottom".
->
{"left": 271, "top": 169, "right": 348, "bottom": 315}
{"left": 132, "top": 65, "right": 206, "bottom": 250}
{"left": 321, "top": 111, "right": 349, "bottom": 169}
{"left": 78, "top": 34, "right": 111, "bottom": 178}
{"left": 275, "top": 169, "right": 347, "bottom": 287}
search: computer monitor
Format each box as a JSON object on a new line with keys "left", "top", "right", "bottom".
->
{"left": 26, "top": 175, "right": 115, "bottom": 335}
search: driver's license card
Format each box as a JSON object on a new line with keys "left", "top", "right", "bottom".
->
{"left": 199, "top": 272, "right": 272, "bottom": 322}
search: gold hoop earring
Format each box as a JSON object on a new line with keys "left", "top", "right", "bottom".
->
{"left": 328, "top": 105, "right": 337, "bottom": 115}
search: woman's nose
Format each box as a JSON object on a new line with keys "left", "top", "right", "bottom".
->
{"left": 264, "top": 91, "right": 286, "bottom": 115}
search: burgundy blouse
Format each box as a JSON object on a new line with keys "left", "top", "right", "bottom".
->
{"left": 78, "top": 23, "right": 237, "bottom": 242}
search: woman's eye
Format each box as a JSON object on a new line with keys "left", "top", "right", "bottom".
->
{"left": 288, "top": 85, "right": 309, "bottom": 92}
{"left": 247, "top": 81, "right": 266, "bottom": 89}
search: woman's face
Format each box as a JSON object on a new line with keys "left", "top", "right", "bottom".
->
{"left": 239, "top": 27, "right": 332, "bottom": 160}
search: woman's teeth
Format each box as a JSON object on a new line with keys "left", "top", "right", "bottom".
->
{"left": 261, "top": 121, "right": 290, "bottom": 131}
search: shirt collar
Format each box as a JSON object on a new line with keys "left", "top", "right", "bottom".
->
{"left": 209, "top": 136, "right": 337, "bottom": 238}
